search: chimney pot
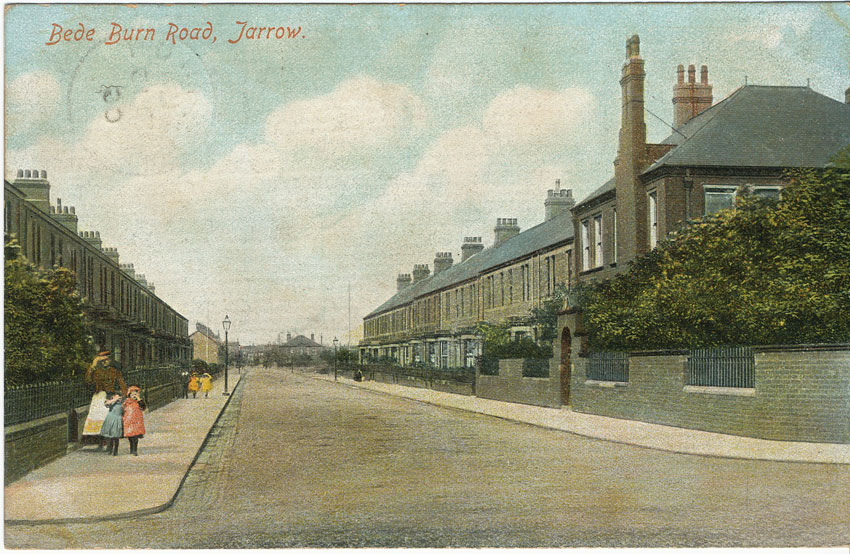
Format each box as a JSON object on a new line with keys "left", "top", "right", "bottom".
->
{"left": 673, "top": 62, "right": 713, "bottom": 128}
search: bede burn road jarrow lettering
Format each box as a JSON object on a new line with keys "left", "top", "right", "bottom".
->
{"left": 45, "top": 21, "right": 304, "bottom": 46}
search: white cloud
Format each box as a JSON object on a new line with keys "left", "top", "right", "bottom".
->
{"left": 483, "top": 86, "right": 596, "bottom": 152}
{"left": 284, "top": 85, "right": 597, "bottom": 301}
{"left": 722, "top": 8, "right": 815, "bottom": 50}
{"left": 265, "top": 76, "right": 426, "bottom": 158}
{"left": 75, "top": 84, "right": 212, "bottom": 177}
{"left": 6, "top": 74, "right": 598, "bottom": 344}
{"left": 6, "top": 76, "right": 433, "bottom": 343}
{"left": 6, "top": 71, "right": 61, "bottom": 137}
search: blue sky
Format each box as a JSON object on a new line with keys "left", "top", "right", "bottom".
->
{"left": 5, "top": 3, "right": 849, "bottom": 344}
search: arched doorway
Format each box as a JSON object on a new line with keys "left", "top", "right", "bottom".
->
{"left": 560, "top": 327, "right": 572, "bottom": 406}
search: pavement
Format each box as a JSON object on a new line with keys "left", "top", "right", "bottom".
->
{"left": 4, "top": 371, "right": 242, "bottom": 525}
{"left": 314, "top": 371, "right": 850, "bottom": 466}
{"left": 6, "top": 366, "right": 849, "bottom": 526}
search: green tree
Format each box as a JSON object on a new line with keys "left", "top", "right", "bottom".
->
{"left": 4, "top": 243, "right": 94, "bottom": 385}
{"left": 583, "top": 156, "right": 850, "bottom": 350}
{"left": 529, "top": 283, "right": 569, "bottom": 344}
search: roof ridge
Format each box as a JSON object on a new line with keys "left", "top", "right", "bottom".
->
{"left": 647, "top": 86, "right": 746, "bottom": 170}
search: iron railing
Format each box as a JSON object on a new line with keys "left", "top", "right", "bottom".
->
{"left": 687, "top": 346, "right": 754, "bottom": 388}
{"left": 4, "top": 364, "right": 189, "bottom": 427}
{"left": 586, "top": 351, "right": 630, "bottom": 382}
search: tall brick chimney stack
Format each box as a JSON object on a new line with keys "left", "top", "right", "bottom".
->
{"left": 396, "top": 273, "right": 412, "bottom": 291}
{"left": 493, "top": 218, "right": 520, "bottom": 247}
{"left": 433, "top": 252, "right": 454, "bottom": 275}
{"left": 544, "top": 179, "right": 575, "bottom": 221}
{"left": 13, "top": 169, "right": 50, "bottom": 213}
{"left": 461, "top": 237, "right": 484, "bottom": 262}
{"left": 673, "top": 63, "right": 713, "bottom": 128}
{"left": 412, "top": 264, "right": 430, "bottom": 283}
{"left": 614, "top": 34, "right": 648, "bottom": 265}
{"left": 50, "top": 198, "right": 79, "bottom": 233}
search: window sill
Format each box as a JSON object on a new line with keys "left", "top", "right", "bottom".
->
{"left": 584, "top": 380, "right": 628, "bottom": 388}
{"left": 579, "top": 266, "right": 606, "bottom": 276}
{"left": 684, "top": 385, "right": 755, "bottom": 397}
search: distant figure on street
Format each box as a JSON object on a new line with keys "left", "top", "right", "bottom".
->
{"left": 200, "top": 373, "right": 212, "bottom": 398}
{"left": 180, "top": 369, "right": 190, "bottom": 399}
{"left": 101, "top": 393, "right": 124, "bottom": 456}
{"left": 354, "top": 368, "right": 364, "bottom": 382}
{"left": 123, "top": 385, "right": 146, "bottom": 456}
{"left": 188, "top": 373, "right": 200, "bottom": 398}
{"left": 82, "top": 351, "right": 127, "bottom": 447}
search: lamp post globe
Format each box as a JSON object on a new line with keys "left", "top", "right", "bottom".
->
{"left": 222, "top": 315, "right": 231, "bottom": 395}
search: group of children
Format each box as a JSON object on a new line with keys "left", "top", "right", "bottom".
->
{"left": 187, "top": 372, "right": 213, "bottom": 398}
{"left": 99, "top": 385, "right": 146, "bottom": 456}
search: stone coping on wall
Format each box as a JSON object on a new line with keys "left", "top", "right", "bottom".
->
{"left": 684, "top": 385, "right": 756, "bottom": 397}
{"left": 581, "top": 343, "right": 850, "bottom": 357}
{"left": 5, "top": 413, "right": 68, "bottom": 440}
{"left": 584, "top": 380, "right": 629, "bottom": 388}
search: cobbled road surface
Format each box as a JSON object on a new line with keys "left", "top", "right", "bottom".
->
{"left": 6, "top": 367, "right": 850, "bottom": 548}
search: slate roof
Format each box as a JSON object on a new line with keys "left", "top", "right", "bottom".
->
{"left": 282, "top": 335, "right": 323, "bottom": 348}
{"left": 575, "top": 86, "right": 850, "bottom": 210}
{"left": 647, "top": 85, "right": 850, "bottom": 172}
{"left": 572, "top": 176, "right": 616, "bottom": 211}
{"left": 365, "top": 211, "right": 574, "bottom": 318}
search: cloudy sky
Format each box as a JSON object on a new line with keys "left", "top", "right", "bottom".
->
{"left": 5, "top": 3, "right": 849, "bottom": 345}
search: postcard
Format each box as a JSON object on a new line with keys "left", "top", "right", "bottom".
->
{"left": 4, "top": 2, "right": 850, "bottom": 548}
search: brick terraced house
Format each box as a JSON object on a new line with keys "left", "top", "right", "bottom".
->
{"left": 361, "top": 35, "right": 850, "bottom": 389}
{"left": 4, "top": 171, "right": 191, "bottom": 368}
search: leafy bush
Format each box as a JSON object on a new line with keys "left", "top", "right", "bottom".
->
{"left": 529, "top": 283, "right": 569, "bottom": 343}
{"left": 4, "top": 245, "right": 94, "bottom": 385}
{"left": 583, "top": 160, "right": 850, "bottom": 350}
{"left": 476, "top": 321, "right": 553, "bottom": 359}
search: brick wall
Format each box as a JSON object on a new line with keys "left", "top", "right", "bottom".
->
{"left": 569, "top": 346, "right": 850, "bottom": 444}
{"left": 368, "top": 368, "right": 474, "bottom": 396}
{"left": 476, "top": 358, "right": 561, "bottom": 408}
{"left": 4, "top": 413, "right": 69, "bottom": 485}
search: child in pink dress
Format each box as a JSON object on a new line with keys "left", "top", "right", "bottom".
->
{"left": 122, "top": 385, "right": 146, "bottom": 456}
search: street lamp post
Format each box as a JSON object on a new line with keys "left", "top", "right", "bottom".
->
{"left": 222, "top": 315, "right": 231, "bottom": 396}
{"left": 333, "top": 337, "right": 339, "bottom": 381}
